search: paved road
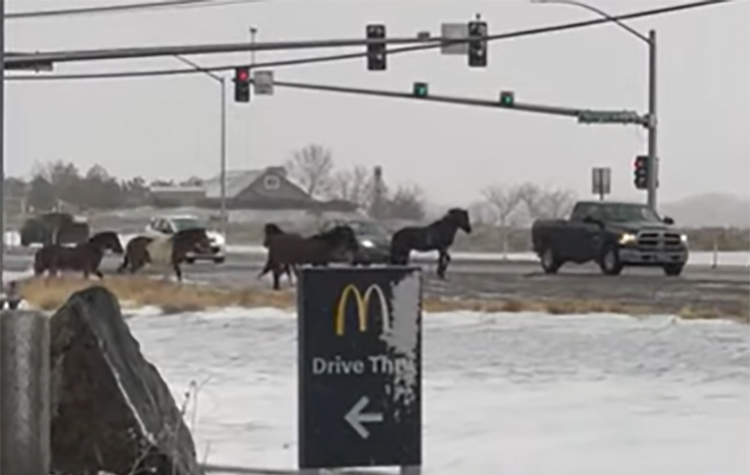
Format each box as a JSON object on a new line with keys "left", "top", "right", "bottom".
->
{"left": 6, "top": 251, "right": 748, "bottom": 318}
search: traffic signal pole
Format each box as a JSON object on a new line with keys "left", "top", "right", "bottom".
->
{"left": 532, "top": 0, "right": 660, "bottom": 210}
{"left": 647, "top": 29, "right": 658, "bottom": 210}
{"left": 1, "top": 0, "right": 6, "bottom": 287}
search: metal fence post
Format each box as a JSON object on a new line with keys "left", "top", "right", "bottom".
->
{"left": 0, "top": 310, "right": 51, "bottom": 475}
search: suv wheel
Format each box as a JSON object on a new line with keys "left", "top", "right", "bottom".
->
{"left": 599, "top": 245, "right": 624, "bottom": 276}
{"left": 540, "top": 246, "right": 562, "bottom": 274}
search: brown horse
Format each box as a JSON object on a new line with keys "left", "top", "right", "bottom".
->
{"left": 116, "top": 228, "right": 212, "bottom": 282}
{"left": 261, "top": 224, "right": 359, "bottom": 290}
{"left": 260, "top": 223, "right": 300, "bottom": 284}
{"left": 33, "top": 230, "right": 124, "bottom": 279}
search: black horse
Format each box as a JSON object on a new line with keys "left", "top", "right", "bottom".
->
{"left": 260, "top": 225, "right": 360, "bottom": 290}
{"left": 389, "top": 208, "right": 472, "bottom": 279}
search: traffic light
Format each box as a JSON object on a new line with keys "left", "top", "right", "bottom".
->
{"left": 366, "top": 24, "right": 386, "bottom": 71}
{"left": 468, "top": 20, "right": 488, "bottom": 67}
{"left": 413, "top": 82, "right": 428, "bottom": 97}
{"left": 634, "top": 155, "right": 649, "bottom": 189}
{"left": 499, "top": 91, "right": 514, "bottom": 107}
{"left": 234, "top": 67, "right": 250, "bottom": 103}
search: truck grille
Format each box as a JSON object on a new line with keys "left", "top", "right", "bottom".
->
{"left": 637, "top": 231, "right": 682, "bottom": 249}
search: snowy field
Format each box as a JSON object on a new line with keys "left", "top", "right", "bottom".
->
{"left": 4, "top": 230, "right": 749, "bottom": 267}
{"left": 126, "top": 308, "right": 749, "bottom": 475}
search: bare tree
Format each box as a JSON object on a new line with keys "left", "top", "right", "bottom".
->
{"left": 328, "top": 165, "right": 374, "bottom": 208}
{"left": 285, "top": 144, "right": 334, "bottom": 198}
{"left": 385, "top": 183, "right": 426, "bottom": 221}
{"left": 517, "top": 182, "right": 544, "bottom": 223}
{"left": 482, "top": 184, "right": 524, "bottom": 257}
{"left": 538, "top": 188, "right": 577, "bottom": 219}
{"left": 468, "top": 201, "right": 495, "bottom": 226}
{"left": 517, "top": 182, "right": 577, "bottom": 220}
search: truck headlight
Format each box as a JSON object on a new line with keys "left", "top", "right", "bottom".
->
{"left": 619, "top": 233, "right": 637, "bottom": 245}
{"left": 212, "top": 234, "right": 225, "bottom": 246}
{"left": 680, "top": 234, "right": 688, "bottom": 244}
{"left": 360, "top": 239, "right": 375, "bottom": 248}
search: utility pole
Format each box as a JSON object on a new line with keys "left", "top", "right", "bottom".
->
{"left": 174, "top": 55, "right": 228, "bottom": 237}
{"left": 1, "top": 0, "right": 6, "bottom": 287}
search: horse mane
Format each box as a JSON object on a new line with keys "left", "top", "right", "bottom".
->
{"left": 263, "top": 223, "right": 287, "bottom": 247}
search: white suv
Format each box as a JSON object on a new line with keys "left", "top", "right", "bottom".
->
{"left": 145, "top": 215, "right": 226, "bottom": 264}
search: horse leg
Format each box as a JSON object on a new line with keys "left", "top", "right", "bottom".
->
{"left": 117, "top": 253, "right": 129, "bottom": 273}
{"left": 437, "top": 250, "right": 450, "bottom": 279}
{"left": 173, "top": 261, "right": 183, "bottom": 283}
{"left": 272, "top": 266, "right": 281, "bottom": 290}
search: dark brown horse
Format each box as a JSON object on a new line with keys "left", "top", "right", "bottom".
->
{"left": 33, "top": 231, "right": 124, "bottom": 279}
{"left": 260, "top": 223, "right": 300, "bottom": 284}
{"left": 261, "top": 224, "right": 359, "bottom": 290}
{"left": 116, "top": 228, "right": 212, "bottom": 282}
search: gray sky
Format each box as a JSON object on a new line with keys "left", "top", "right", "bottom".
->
{"left": 5, "top": 0, "right": 749, "bottom": 207}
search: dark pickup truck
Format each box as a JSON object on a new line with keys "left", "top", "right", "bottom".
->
{"left": 531, "top": 201, "right": 689, "bottom": 276}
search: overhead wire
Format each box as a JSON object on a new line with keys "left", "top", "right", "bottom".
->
{"left": 6, "top": 0, "right": 261, "bottom": 19}
{"left": 6, "top": 0, "right": 734, "bottom": 82}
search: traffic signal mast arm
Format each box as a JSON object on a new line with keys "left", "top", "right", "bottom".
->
{"left": 268, "top": 78, "right": 648, "bottom": 126}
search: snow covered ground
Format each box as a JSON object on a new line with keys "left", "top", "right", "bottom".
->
{"left": 126, "top": 308, "right": 749, "bottom": 475}
{"left": 5, "top": 230, "right": 748, "bottom": 267}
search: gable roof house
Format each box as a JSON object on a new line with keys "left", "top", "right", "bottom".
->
{"left": 202, "top": 166, "right": 320, "bottom": 210}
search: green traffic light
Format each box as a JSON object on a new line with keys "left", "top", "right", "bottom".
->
{"left": 500, "top": 91, "right": 514, "bottom": 106}
{"left": 413, "top": 82, "right": 428, "bottom": 97}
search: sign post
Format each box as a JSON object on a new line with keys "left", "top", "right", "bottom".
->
{"left": 298, "top": 267, "right": 423, "bottom": 474}
{"left": 591, "top": 166, "right": 611, "bottom": 201}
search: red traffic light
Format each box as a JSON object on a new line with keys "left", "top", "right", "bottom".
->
{"left": 236, "top": 68, "right": 249, "bottom": 81}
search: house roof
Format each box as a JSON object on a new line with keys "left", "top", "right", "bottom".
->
{"left": 203, "top": 169, "right": 264, "bottom": 199}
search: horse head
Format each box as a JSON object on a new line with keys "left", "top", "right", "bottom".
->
{"left": 263, "top": 223, "right": 285, "bottom": 248}
{"left": 173, "top": 228, "right": 212, "bottom": 255}
{"left": 90, "top": 231, "right": 124, "bottom": 255}
{"left": 317, "top": 225, "right": 359, "bottom": 253}
{"left": 446, "top": 208, "right": 472, "bottom": 234}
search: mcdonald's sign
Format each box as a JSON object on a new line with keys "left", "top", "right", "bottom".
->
{"left": 334, "top": 284, "right": 392, "bottom": 337}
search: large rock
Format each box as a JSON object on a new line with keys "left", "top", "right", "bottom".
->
{"left": 49, "top": 286, "right": 203, "bottom": 475}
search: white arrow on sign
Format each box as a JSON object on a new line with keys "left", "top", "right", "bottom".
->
{"left": 344, "top": 396, "right": 383, "bottom": 440}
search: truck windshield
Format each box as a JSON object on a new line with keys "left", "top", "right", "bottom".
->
{"left": 599, "top": 204, "right": 662, "bottom": 223}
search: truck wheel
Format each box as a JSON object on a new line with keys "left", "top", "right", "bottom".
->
{"left": 663, "top": 264, "right": 684, "bottom": 276}
{"left": 186, "top": 257, "right": 196, "bottom": 264}
{"left": 599, "top": 245, "right": 623, "bottom": 276}
{"left": 540, "top": 246, "right": 562, "bottom": 274}
{"left": 213, "top": 256, "right": 225, "bottom": 264}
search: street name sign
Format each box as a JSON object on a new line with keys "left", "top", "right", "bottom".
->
{"left": 297, "top": 267, "right": 423, "bottom": 470}
{"left": 577, "top": 109, "right": 643, "bottom": 125}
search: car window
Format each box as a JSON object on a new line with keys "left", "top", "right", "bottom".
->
{"left": 171, "top": 217, "right": 202, "bottom": 231}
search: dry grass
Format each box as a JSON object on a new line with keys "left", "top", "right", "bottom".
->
{"left": 18, "top": 276, "right": 295, "bottom": 313}
{"left": 17, "top": 275, "right": 748, "bottom": 323}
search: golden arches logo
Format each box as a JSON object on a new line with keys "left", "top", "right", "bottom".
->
{"left": 334, "top": 284, "right": 391, "bottom": 337}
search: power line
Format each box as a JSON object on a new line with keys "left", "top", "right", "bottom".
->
{"left": 5, "top": 0, "right": 733, "bottom": 67}
{"left": 6, "top": 0, "right": 260, "bottom": 20}
{"left": 6, "top": 0, "right": 734, "bottom": 82}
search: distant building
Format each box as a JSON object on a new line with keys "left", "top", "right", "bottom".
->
{"left": 148, "top": 166, "right": 356, "bottom": 211}
{"left": 149, "top": 185, "right": 206, "bottom": 207}
{"left": 202, "top": 166, "right": 316, "bottom": 209}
